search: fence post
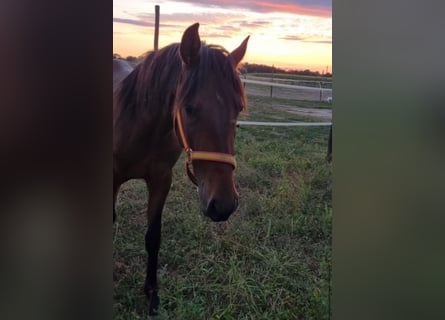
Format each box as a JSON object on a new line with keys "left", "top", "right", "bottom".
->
{"left": 319, "top": 81, "right": 322, "bottom": 101}
{"left": 154, "top": 5, "right": 160, "bottom": 51}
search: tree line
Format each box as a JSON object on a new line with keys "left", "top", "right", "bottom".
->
{"left": 113, "top": 54, "right": 331, "bottom": 77}
{"left": 240, "top": 62, "right": 331, "bottom": 77}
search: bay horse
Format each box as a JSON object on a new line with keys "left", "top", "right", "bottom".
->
{"left": 113, "top": 23, "right": 249, "bottom": 315}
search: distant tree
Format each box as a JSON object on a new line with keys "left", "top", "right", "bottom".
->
{"left": 126, "top": 56, "right": 137, "bottom": 62}
{"left": 241, "top": 62, "right": 286, "bottom": 74}
{"left": 241, "top": 61, "right": 327, "bottom": 77}
{"left": 113, "top": 53, "right": 122, "bottom": 59}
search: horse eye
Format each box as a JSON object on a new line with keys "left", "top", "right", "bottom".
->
{"left": 184, "top": 104, "right": 194, "bottom": 116}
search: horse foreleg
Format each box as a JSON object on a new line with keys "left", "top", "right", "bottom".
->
{"left": 144, "top": 171, "right": 172, "bottom": 315}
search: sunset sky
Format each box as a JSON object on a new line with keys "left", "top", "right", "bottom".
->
{"left": 113, "top": 0, "right": 332, "bottom": 72}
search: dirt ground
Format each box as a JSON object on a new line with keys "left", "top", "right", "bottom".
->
{"left": 271, "top": 104, "right": 332, "bottom": 121}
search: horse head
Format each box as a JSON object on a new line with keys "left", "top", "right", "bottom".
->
{"left": 175, "top": 23, "right": 249, "bottom": 222}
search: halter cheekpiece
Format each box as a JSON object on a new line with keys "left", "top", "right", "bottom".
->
{"left": 175, "top": 109, "right": 237, "bottom": 186}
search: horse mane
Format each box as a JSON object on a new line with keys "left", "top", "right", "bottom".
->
{"left": 116, "top": 44, "right": 181, "bottom": 118}
{"left": 175, "top": 44, "right": 247, "bottom": 114}
{"left": 116, "top": 42, "right": 246, "bottom": 121}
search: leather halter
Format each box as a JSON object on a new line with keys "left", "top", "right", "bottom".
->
{"left": 175, "top": 109, "right": 237, "bottom": 186}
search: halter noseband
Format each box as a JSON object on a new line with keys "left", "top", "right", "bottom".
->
{"left": 175, "top": 109, "right": 237, "bottom": 186}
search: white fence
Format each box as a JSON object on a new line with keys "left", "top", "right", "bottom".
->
{"left": 241, "top": 76, "right": 332, "bottom": 102}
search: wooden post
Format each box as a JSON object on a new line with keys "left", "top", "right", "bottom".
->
{"left": 270, "top": 64, "right": 274, "bottom": 97}
{"left": 154, "top": 5, "right": 160, "bottom": 51}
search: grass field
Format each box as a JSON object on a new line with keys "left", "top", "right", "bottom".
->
{"left": 113, "top": 95, "right": 332, "bottom": 319}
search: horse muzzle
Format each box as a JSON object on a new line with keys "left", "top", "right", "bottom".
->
{"left": 204, "top": 196, "right": 239, "bottom": 222}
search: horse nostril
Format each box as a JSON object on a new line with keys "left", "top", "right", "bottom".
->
{"left": 206, "top": 198, "right": 238, "bottom": 222}
{"left": 207, "top": 199, "right": 217, "bottom": 214}
{"left": 206, "top": 199, "right": 225, "bottom": 222}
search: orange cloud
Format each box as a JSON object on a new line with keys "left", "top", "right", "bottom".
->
{"left": 255, "top": 1, "right": 331, "bottom": 18}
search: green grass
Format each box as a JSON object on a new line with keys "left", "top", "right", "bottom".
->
{"left": 113, "top": 95, "right": 332, "bottom": 319}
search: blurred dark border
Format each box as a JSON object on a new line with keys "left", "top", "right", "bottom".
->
{"left": 1, "top": 0, "right": 444, "bottom": 319}
{"left": 0, "top": 0, "right": 112, "bottom": 319}
{"left": 333, "top": 0, "right": 445, "bottom": 319}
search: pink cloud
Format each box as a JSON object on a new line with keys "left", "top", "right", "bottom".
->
{"left": 255, "top": 1, "right": 331, "bottom": 17}
{"left": 169, "top": 0, "right": 331, "bottom": 18}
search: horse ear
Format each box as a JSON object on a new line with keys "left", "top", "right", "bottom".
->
{"left": 180, "top": 23, "right": 201, "bottom": 66}
{"left": 230, "top": 35, "right": 250, "bottom": 66}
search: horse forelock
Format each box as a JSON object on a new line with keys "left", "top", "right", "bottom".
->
{"left": 175, "top": 44, "right": 247, "bottom": 116}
